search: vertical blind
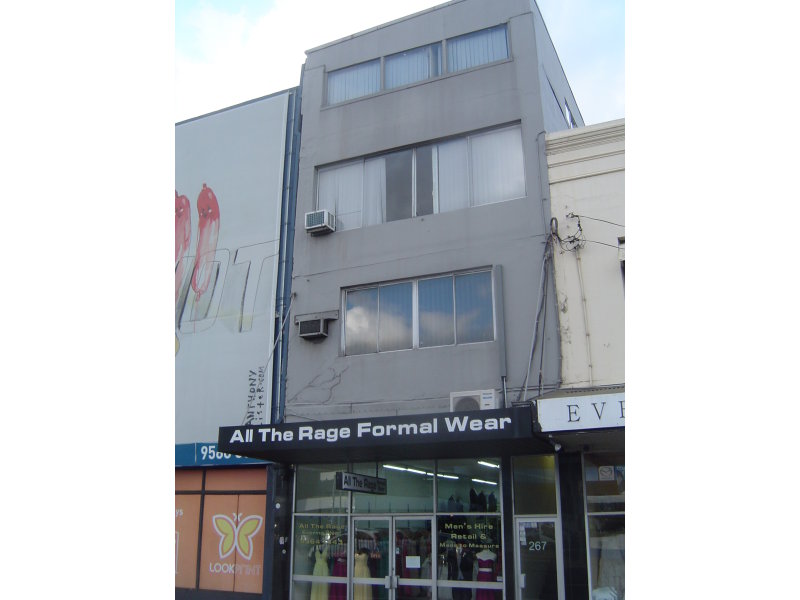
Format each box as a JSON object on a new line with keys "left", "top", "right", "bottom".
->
{"left": 317, "top": 125, "right": 524, "bottom": 231}
{"left": 326, "top": 24, "right": 508, "bottom": 105}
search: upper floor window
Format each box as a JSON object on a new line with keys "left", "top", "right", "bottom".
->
{"left": 446, "top": 24, "right": 509, "bottom": 73}
{"left": 317, "top": 125, "right": 525, "bottom": 231}
{"left": 324, "top": 24, "right": 509, "bottom": 105}
{"left": 385, "top": 43, "right": 442, "bottom": 90}
{"left": 344, "top": 270, "right": 495, "bottom": 356}
{"left": 326, "top": 59, "right": 380, "bottom": 105}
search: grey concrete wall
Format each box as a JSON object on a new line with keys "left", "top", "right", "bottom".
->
{"left": 285, "top": 0, "right": 575, "bottom": 422}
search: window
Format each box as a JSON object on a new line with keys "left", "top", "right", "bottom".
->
{"left": 446, "top": 24, "right": 508, "bottom": 73}
{"left": 344, "top": 271, "right": 494, "bottom": 356}
{"left": 385, "top": 43, "right": 442, "bottom": 90}
{"left": 326, "top": 59, "right": 380, "bottom": 104}
{"left": 317, "top": 125, "right": 525, "bottom": 231}
{"left": 584, "top": 453, "right": 625, "bottom": 600}
{"left": 324, "top": 24, "right": 509, "bottom": 105}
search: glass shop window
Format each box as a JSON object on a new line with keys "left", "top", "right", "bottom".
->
{"left": 437, "top": 458, "right": 501, "bottom": 513}
{"left": 512, "top": 455, "right": 557, "bottom": 514}
{"left": 436, "top": 514, "right": 503, "bottom": 599}
{"left": 292, "top": 515, "right": 348, "bottom": 599}
{"left": 295, "top": 463, "right": 349, "bottom": 514}
{"left": 351, "top": 461, "right": 434, "bottom": 513}
{"left": 585, "top": 453, "right": 625, "bottom": 600}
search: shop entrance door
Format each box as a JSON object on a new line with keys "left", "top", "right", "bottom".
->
{"left": 352, "top": 517, "right": 433, "bottom": 600}
{"left": 514, "top": 518, "right": 563, "bottom": 600}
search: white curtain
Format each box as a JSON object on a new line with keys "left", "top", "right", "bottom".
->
{"left": 470, "top": 126, "right": 525, "bottom": 206}
{"left": 327, "top": 59, "right": 380, "bottom": 104}
{"left": 385, "top": 45, "right": 433, "bottom": 89}
{"left": 363, "top": 157, "right": 386, "bottom": 227}
{"left": 318, "top": 161, "right": 364, "bottom": 231}
{"left": 436, "top": 138, "right": 469, "bottom": 213}
{"left": 446, "top": 25, "right": 508, "bottom": 73}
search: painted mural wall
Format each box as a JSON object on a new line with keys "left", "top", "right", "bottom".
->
{"left": 175, "top": 92, "right": 289, "bottom": 445}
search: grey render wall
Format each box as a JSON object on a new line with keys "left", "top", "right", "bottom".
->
{"left": 284, "top": 0, "right": 579, "bottom": 422}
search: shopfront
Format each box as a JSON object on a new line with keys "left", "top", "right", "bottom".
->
{"left": 219, "top": 407, "right": 575, "bottom": 600}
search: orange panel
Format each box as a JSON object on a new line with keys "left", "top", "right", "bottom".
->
{"left": 233, "top": 495, "right": 267, "bottom": 594}
{"left": 175, "top": 469, "right": 203, "bottom": 491}
{"left": 198, "top": 496, "right": 238, "bottom": 591}
{"left": 175, "top": 495, "right": 201, "bottom": 589}
{"left": 205, "top": 467, "right": 267, "bottom": 491}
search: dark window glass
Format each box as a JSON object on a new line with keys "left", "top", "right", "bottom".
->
{"left": 385, "top": 150, "right": 412, "bottom": 222}
{"left": 416, "top": 145, "right": 434, "bottom": 216}
{"left": 512, "top": 455, "right": 557, "bottom": 514}
{"left": 584, "top": 453, "right": 625, "bottom": 513}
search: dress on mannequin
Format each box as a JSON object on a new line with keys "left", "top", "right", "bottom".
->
{"left": 353, "top": 549, "right": 371, "bottom": 600}
{"left": 474, "top": 550, "right": 497, "bottom": 600}
{"left": 310, "top": 545, "right": 329, "bottom": 600}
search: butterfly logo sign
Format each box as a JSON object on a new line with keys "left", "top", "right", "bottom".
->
{"left": 212, "top": 514, "right": 263, "bottom": 561}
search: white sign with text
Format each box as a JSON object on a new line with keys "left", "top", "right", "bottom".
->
{"left": 537, "top": 393, "right": 624, "bottom": 432}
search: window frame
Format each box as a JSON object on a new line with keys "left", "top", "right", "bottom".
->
{"left": 315, "top": 124, "right": 525, "bottom": 231}
{"left": 341, "top": 269, "right": 496, "bottom": 356}
{"left": 324, "top": 23, "right": 510, "bottom": 106}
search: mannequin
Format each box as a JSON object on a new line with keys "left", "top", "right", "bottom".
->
{"left": 474, "top": 549, "right": 497, "bottom": 600}
{"left": 310, "top": 542, "right": 329, "bottom": 600}
{"left": 447, "top": 544, "right": 473, "bottom": 600}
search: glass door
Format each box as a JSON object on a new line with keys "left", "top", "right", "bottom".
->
{"left": 514, "top": 519, "right": 563, "bottom": 600}
{"left": 352, "top": 517, "right": 433, "bottom": 600}
{"left": 353, "top": 518, "right": 391, "bottom": 600}
{"left": 394, "top": 518, "right": 433, "bottom": 600}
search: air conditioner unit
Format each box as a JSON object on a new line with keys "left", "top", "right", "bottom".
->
{"left": 449, "top": 389, "right": 498, "bottom": 412}
{"left": 298, "top": 318, "right": 328, "bottom": 340}
{"left": 305, "top": 210, "right": 336, "bottom": 235}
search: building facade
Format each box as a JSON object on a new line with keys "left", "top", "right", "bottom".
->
{"left": 176, "top": 2, "right": 623, "bottom": 599}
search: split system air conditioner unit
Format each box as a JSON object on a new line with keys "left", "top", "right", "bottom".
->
{"left": 449, "top": 389, "right": 499, "bottom": 412}
{"left": 305, "top": 210, "right": 336, "bottom": 235}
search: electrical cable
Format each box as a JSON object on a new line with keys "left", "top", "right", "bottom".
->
{"left": 518, "top": 235, "right": 553, "bottom": 403}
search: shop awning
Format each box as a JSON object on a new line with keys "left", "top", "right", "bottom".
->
{"left": 218, "top": 406, "right": 553, "bottom": 464}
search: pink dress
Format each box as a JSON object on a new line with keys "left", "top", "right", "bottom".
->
{"left": 475, "top": 558, "right": 497, "bottom": 600}
{"left": 329, "top": 553, "right": 347, "bottom": 600}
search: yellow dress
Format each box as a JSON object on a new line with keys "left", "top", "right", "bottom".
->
{"left": 310, "top": 546, "right": 329, "bottom": 600}
{"left": 353, "top": 552, "right": 371, "bottom": 600}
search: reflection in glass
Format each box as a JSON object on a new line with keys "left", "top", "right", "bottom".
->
{"left": 588, "top": 515, "right": 625, "bottom": 600}
{"left": 584, "top": 453, "right": 625, "bottom": 513}
{"left": 518, "top": 521, "right": 558, "bottom": 600}
{"left": 294, "top": 464, "right": 349, "bottom": 513}
{"left": 455, "top": 272, "right": 494, "bottom": 344}
{"left": 346, "top": 288, "right": 378, "bottom": 355}
{"left": 437, "top": 458, "right": 500, "bottom": 513}
{"left": 419, "top": 276, "right": 454, "bottom": 347}
{"left": 378, "top": 283, "right": 413, "bottom": 351}
{"left": 512, "top": 455, "right": 557, "bottom": 515}
{"left": 352, "top": 461, "right": 433, "bottom": 513}
{"left": 291, "top": 515, "right": 347, "bottom": 587}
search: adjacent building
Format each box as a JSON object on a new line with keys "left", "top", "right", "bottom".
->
{"left": 176, "top": 1, "right": 623, "bottom": 599}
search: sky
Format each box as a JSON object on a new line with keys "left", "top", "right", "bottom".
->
{"left": 175, "top": 0, "right": 624, "bottom": 125}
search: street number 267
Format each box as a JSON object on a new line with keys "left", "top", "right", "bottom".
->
{"left": 529, "top": 541, "right": 547, "bottom": 551}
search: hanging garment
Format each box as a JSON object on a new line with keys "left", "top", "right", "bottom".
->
{"left": 329, "top": 553, "right": 347, "bottom": 600}
{"left": 311, "top": 546, "right": 330, "bottom": 600}
{"left": 475, "top": 558, "right": 496, "bottom": 600}
{"left": 353, "top": 552, "right": 372, "bottom": 600}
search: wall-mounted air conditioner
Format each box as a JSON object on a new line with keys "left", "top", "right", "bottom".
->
{"left": 298, "top": 318, "right": 328, "bottom": 340}
{"left": 305, "top": 210, "right": 336, "bottom": 235}
{"left": 449, "top": 389, "right": 499, "bottom": 412}
{"left": 295, "top": 310, "right": 339, "bottom": 341}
